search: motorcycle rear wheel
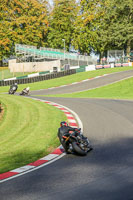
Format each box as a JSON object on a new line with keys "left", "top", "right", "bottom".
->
{"left": 9, "top": 89, "right": 15, "bottom": 94}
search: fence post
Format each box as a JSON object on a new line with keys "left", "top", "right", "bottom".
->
{"left": 2, "top": 70, "right": 4, "bottom": 80}
{"left": 23, "top": 64, "right": 24, "bottom": 75}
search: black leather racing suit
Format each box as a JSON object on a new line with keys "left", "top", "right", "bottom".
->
{"left": 58, "top": 126, "right": 78, "bottom": 152}
{"left": 10, "top": 84, "right": 18, "bottom": 91}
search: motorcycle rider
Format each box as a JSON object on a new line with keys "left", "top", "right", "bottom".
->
{"left": 58, "top": 121, "right": 80, "bottom": 153}
{"left": 9, "top": 83, "right": 18, "bottom": 94}
{"left": 20, "top": 86, "right": 30, "bottom": 95}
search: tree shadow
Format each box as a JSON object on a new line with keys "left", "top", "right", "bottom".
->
{"left": 0, "top": 138, "right": 133, "bottom": 200}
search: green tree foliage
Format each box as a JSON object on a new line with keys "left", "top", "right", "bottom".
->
{"left": 100, "top": 0, "right": 133, "bottom": 56}
{"left": 0, "top": 0, "right": 49, "bottom": 61}
{"left": 72, "top": 0, "right": 103, "bottom": 54}
{"left": 0, "top": 0, "right": 132, "bottom": 61}
{"left": 47, "top": 0, "right": 78, "bottom": 50}
{"left": 72, "top": 0, "right": 133, "bottom": 56}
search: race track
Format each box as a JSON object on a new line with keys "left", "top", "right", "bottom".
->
{"left": 0, "top": 70, "right": 133, "bottom": 200}
{"left": 30, "top": 69, "right": 133, "bottom": 95}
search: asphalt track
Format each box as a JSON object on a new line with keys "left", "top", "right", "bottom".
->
{"left": 0, "top": 70, "right": 133, "bottom": 200}
{"left": 30, "top": 69, "right": 133, "bottom": 95}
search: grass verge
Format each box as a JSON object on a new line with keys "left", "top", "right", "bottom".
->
{"left": 0, "top": 66, "right": 132, "bottom": 94}
{"left": 0, "top": 94, "right": 67, "bottom": 173}
{"left": 0, "top": 67, "right": 133, "bottom": 174}
{"left": 0, "top": 68, "right": 34, "bottom": 81}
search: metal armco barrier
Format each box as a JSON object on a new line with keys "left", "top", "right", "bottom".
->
{"left": 0, "top": 69, "right": 76, "bottom": 87}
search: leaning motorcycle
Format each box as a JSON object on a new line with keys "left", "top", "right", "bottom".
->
{"left": 19, "top": 87, "right": 30, "bottom": 96}
{"left": 8, "top": 86, "right": 17, "bottom": 94}
{"left": 62, "top": 129, "right": 93, "bottom": 156}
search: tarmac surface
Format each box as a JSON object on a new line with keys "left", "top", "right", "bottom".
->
{"left": 30, "top": 69, "right": 133, "bottom": 95}
{"left": 0, "top": 70, "right": 133, "bottom": 200}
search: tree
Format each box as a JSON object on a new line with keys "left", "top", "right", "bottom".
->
{"left": 47, "top": 0, "right": 78, "bottom": 51}
{"left": 101, "top": 0, "right": 133, "bottom": 56}
{"left": 0, "top": 0, "right": 12, "bottom": 62}
{"left": 0, "top": 0, "right": 49, "bottom": 62}
{"left": 72, "top": 0, "right": 104, "bottom": 55}
{"left": 72, "top": 0, "right": 133, "bottom": 56}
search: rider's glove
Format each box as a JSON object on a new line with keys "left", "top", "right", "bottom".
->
{"left": 64, "top": 133, "right": 70, "bottom": 137}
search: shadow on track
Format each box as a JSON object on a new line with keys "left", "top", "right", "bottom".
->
{"left": 0, "top": 138, "right": 133, "bottom": 200}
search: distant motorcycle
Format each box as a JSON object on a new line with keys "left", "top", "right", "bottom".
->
{"left": 8, "top": 83, "right": 18, "bottom": 95}
{"left": 62, "top": 129, "right": 93, "bottom": 156}
{"left": 19, "top": 87, "right": 30, "bottom": 96}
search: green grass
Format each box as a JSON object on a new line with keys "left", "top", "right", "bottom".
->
{"left": 0, "top": 68, "right": 35, "bottom": 81}
{"left": 0, "top": 94, "right": 66, "bottom": 173}
{"left": 46, "top": 76, "right": 133, "bottom": 100}
{"left": 0, "top": 66, "right": 132, "bottom": 93}
{"left": 0, "top": 66, "right": 133, "bottom": 174}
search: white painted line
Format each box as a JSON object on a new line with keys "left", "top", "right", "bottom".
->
{"left": 46, "top": 102, "right": 55, "bottom": 105}
{"left": 55, "top": 107, "right": 68, "bottom": 112}
{"left": 95, "top": 76, "right": 100, "bottom": 79}
{"left": 0, "top": 153, "right": 66, "bottom": 183}
{"left": 71, "top": 82, "right": 78, "bottom": 85}
{"left": 11, "top": 165, "right": 35, "bottom": 173}
{"left": 55, "top": 106, "right": 64, "bottom": 109}
{"left": 65, "top": 114, "right": 74, "bottom": 117}
{"left": 40, "top": 154, "right": 59, "bottom": 161}
{"left": 37, "top": 99, "right": 44, "bottom": 102}
{"left": 49, "top": 87, "right": 55, "bottom": 89}
{"left": 59, "top": 85, "right": 67, "bottom": 87}
{"left": 69, "top": 119, "right": 77, "bottom": 123}
{"left": 82, "top": 79, "right": 89, "bottom": 82}
{"left": 61, "top": 109, "right": 70, "bottom": 112}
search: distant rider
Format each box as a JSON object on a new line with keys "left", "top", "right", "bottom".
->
{"left": 22, "top": 87, "right": 30, "bottom": 95}
{"left": 10, "top": 83, "right": 18, "bottom": 92}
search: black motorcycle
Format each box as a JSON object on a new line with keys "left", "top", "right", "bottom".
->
{"left": 8, "top": 86, "right": 17, "bottom": 94}
{"left": 62, "top": 129, "right": 93, "bottom": 156}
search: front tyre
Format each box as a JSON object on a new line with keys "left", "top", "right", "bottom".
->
{"left": 72, "top": 142, "right": 87, "bottom": 156}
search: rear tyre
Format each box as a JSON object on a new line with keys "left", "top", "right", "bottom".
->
{"left": 9, "top": 89, "right": 14, "bottom": 94}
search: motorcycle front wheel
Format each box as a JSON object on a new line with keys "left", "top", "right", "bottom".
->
{"left": 72, "top": 142, "right": 87, "bottom": 156}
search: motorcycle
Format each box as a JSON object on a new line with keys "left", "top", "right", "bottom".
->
{"left": 62, "top": 129, "right": 93, "bottom": 156}
{"left": 8, "top": 86, "right": 17, "bottom": 94}
{"left": 19, "top": 87, "right": 30, "bottom": 96}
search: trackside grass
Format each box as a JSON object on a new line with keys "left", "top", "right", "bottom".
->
{"left": 0, "top": 66, "right": 132, "bottom": 93}
{"left": 0, "top": 94, "right": 66, "bottom": 173}
{"left": 46, "top": 76, "right": 133, "bottom": 100}
{"left": 0, "top": 68, "right": 34, "bottom": 80}
{"left": 0, "top": 67, "right": 133, "bottom": 174}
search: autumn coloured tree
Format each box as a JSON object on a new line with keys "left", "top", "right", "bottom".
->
{"left": 47, "top": 0, "right": 78, "bottom": 51}
{"left": 0, "top": 0, "right": 49, "bottom": 62}
{"left": 0, "top": 0, "right": 133, "bottom": 62}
